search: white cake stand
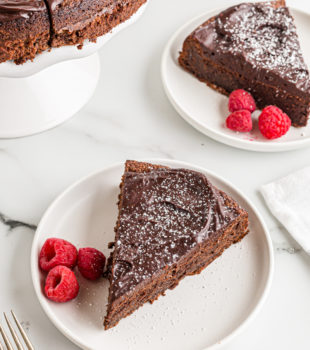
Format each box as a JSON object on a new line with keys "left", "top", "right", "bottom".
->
{"left": 0, "top": 3, "right": 148, "bottom": 138}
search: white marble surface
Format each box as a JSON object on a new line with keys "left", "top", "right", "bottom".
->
{"left": 0, "top": 0, "right": 310, "bottom": 348}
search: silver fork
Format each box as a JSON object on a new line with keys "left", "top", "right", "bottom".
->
{"left": 0, "top": 311, "right": 34, "bottom": 350}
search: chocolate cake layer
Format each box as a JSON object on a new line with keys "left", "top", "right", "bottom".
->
{"left": 0, "top": 0, "right": 147, "bottom": 64}
{"left": 46, "top": 0, "right": 147, "bottom": 47}
{"left": 104, "top": 160, "right": 249, "bottom": 330}
{"left": 179, "top": 1, "right": 310, "bottom": 127}
{"left": 0, "top": 0, "right": 50, "bottom": 64}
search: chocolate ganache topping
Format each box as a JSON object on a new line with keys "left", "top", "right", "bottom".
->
{"left": 0, "top": 0, "right": 46, "bottom": 21}
{"left": 193, "top": 2, "right": 310, "bottom": 93}
{"left": 110, "top": 168, "right": 240, "bottom": 301}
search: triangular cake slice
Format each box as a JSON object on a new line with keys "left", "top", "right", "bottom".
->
{"left": 104, "top": 160, "right": 249, "bottom": 329}
{"left": 179, "top": 0, "right": 310, "bottom": 126}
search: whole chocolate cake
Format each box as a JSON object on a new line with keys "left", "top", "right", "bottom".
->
{"left": 0, "top": 0, "right": 147, "bottom": 64}
{"left": 104, "top": 160, "right": 249, "bottom": 330}
{"left": 179, "top": 0, "right": 310, "bottom": 127}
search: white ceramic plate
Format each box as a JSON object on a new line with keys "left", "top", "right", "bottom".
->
{"left": 162, "top": 8, "right": 310, "bottom": 152}
{"left": 31, "top": 159, "right": 273, "bottom": 350}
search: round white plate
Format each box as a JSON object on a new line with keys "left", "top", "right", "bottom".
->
{"left": 162, "top": 8, "right": 310, "bottom": 152}
{"left": 31, "top": 159, "right": 273, "bottom": 350}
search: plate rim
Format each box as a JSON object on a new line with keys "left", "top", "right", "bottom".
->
{"left": 30, "top": 159, "right": 274, "bottom": 350}
{"left": 161, "top": 7, "right": 310, "bottom": 153}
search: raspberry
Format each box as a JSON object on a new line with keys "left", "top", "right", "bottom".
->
{"left": 228, "top": 89, "right": 256, "bottom": 113}
{"left": 258, "top": 106, "right": 291, "bottom": 139}
{"left": 78, "top": 248, "right": 106, "bottom": 281}
{"left": 226, "top": 110, "right": 253, "bottom": 132}
{"left": 45, "top": 265, "right": 79, "bottom": 303}
{"left": 39, "top": 238, "right": 78, "bottom": 272}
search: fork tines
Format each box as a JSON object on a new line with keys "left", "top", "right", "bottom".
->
{"left": 0, "top": 311, "right": 34, "bottom": 350}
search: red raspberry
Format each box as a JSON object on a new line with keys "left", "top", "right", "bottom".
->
{"left": 226, "top": 110, "right": 252, "bottom": 132}
{"left": 228, "top": 89, "right": 256, "bottom": 113}
{"left": 45, "top": 265, "right": 79, "bottom": 303}
{"left": 78, "top": 248, "right": 106, "bottom": 281}
{"left": 39, "top": 238, "right": 78, "bottom": 272}
{"left": 258, "top": 106, "right": 291, "bottom": 139}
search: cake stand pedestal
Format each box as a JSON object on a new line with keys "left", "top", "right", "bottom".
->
{"left": 0, "top": 2, "right": 148, "bottom": 139}
{"left": 0, "top": 53, "right": 100, "bottom": 138}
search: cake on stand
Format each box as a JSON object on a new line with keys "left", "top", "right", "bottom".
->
{"left": 0, "top": 3, "right": 148, "bottom": 139}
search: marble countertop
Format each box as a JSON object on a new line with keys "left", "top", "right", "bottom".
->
{"left": 0, "top": 0, "right": 310, "bottom": 349}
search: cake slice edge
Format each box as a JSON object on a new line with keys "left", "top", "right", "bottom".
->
{"left": 178, "top": 0, "right": 310, "bottom": 126}
{"left": 104, "top": 160, "right": 249, "bottom": 330}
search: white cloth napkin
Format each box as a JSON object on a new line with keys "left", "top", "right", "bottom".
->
{"left": 261, "top": 166, "right": 310, "bottom": 254}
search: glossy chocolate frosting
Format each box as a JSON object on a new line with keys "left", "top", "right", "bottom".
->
{"left": 0, "top": 0, "right": 46, "bottom": 21}
{"left": 110, "top": 168, "right": 240, "bottom": 301}
{"left": 193, "top": 2, "right": 310, "bottom": 94}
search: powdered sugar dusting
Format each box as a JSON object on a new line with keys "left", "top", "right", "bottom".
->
{"left": 110, "top": 168, "right": 240, "bottom": 300}
{"left": 195, "top": 2, "right": 310, "bottom": 91}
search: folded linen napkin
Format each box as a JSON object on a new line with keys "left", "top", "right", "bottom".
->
{"left": 261, "top": 166, "right": 310, "bottom": 254}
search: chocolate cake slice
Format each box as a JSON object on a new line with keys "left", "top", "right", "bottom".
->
{"left": 179, "top": 0, "right": 310, "bottom": 127}
{"left": 104, "top": 160, "right": 249, "bottom": 330}
{"left": 46, "top": 0, "right": 147, "bottom": 48}
{"left": 0, "top": 0, "right": 50, "bottom": 64}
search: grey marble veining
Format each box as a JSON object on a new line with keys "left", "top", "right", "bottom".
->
{"left": 0, "top": 212, "right": 36, "bottom": 232}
